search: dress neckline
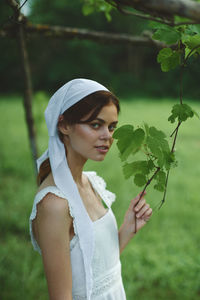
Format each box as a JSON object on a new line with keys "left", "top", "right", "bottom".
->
{"left": 35, "top": 172, "right": 109, "bottom": 224}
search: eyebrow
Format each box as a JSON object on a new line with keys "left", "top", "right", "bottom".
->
{"left": 93, "top": 118, "right": 118, "bottom": 125}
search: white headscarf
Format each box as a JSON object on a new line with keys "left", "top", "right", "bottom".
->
{"left": 37, "top": 78, "right": 109, "bottom": 299}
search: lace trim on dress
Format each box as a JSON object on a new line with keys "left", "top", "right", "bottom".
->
{"left": 29, "top": 186, "right": 77, "bottom": 254}
{"left": 84, "top": 171, "right": 116, "bottom": 208}
{"left": 73, "top": 262, "right": 121, "bottom": 299}
{"left": 29, "top": 172, "right": 115, "bottom": 254}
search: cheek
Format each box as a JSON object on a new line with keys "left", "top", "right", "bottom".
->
{"left": 73, "top": 126, "right": 97, "bottom": 142}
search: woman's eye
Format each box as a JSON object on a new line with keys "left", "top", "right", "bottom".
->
{"left": 109, "top": 125, "right": 117, "bottom": 132}
{"left": 90, "top": 123, "right": 100, "bottom": 129}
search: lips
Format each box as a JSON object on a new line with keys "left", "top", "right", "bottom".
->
{"left": 95, "top": 145, "right": 109, "bottom": 153}
{"left": 95, "top": 145, "right": 109, "bottom": 150}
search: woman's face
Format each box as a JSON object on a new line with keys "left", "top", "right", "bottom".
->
{"left": 64, "top": 102, "right": 118, "bottom": 162}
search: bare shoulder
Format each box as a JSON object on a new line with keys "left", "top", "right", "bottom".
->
{"left": 33, "top": 191, "right": 72, "bottom": 251}
{"left": 37, "top": 192, "right": 69, "bottom": 217}
{"left": 36, "top": 171, "right": 69, "bottom": 217}
{"left": 32, "top": 191, "right": 72, "bottom": 247}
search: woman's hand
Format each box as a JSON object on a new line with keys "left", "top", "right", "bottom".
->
{"left": 118, "top": 192, "right": 152, "bottom": 253}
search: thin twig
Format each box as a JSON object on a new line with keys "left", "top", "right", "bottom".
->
{"left": 170, "top": 121, "right": 181, "bottom": 137}
{"left": 19, "top": 0, "right": 29, "bottom": 10}
{"left": 158, "top": 169, "right": 170, "bottom": 209}
{"left": 160, "top": 44, "right": 186, "bottom": 208}
{"left": 134, "top": 167, "right": 160, "bottom": 233}
{"left": 171, "top": 120, "right": 181, "bottom": 153}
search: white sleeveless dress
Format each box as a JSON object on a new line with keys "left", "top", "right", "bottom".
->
{"left": 29, "top": 171, "right": 126, "bottom": 300}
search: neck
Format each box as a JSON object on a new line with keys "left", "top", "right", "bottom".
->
{"left": 66, "top": 149, "right": 87, "bottom": 187}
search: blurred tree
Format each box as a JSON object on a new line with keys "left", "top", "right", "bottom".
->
{"left": 0, "top": 0, "right": 160, "bottom": 96}
{"left": 1, "top": 0, "right": 200, "bottom": 98}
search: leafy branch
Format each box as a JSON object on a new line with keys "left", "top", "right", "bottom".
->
{"left": 81, "top": 1, "right": 200, "bottom": 234}
{"left": 113, "top": 22, "right": 200, "bottom": 233}
{"left": 113, "top": 31, "right": 200, "bottom": 232}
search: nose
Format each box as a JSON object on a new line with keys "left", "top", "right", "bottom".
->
{"left": 99, "top": 127, "right": 112, "bottom": 140}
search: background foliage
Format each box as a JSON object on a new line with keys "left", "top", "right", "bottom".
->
{"left": 1, "top": 0, "right": 200, "bottom": 98}
{"left": 0, "top": 95, "right": 200, "bottom": 300}
{"left": 1, "top": 1, "right": 200, "bottom": 299}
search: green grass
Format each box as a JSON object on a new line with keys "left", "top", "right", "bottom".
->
{"left": 0, "top": 95, "right": 200, "bottom": 300}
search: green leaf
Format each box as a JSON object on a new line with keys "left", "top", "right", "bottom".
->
{"left": 187, "top": 25, "right": 200, "bottom": 35}
{"left": 113, "top": 124, "right": 134, "bottom": 139}
{"left": 113, "top": 125, "right": 135, "bottom": 159}
{"left": 105, "top": 10, "right": 112, "bottom": 22}
{"left": 147, "top": 136, "right": 164, "bottom": 167}
{"left": 146, "top": 126, "right": 171, "bottom": 169}
{"left": 153, "top": 27, "right": 181, "bottom": 45}
{"left": 168, "top": 104, "right": 194, "bottom": 123}
{"left": 182, "top": 34, "right": 200, "bottom": 58}
{"left": 134, "top": 174, "right": 147, "bottom": 187}
{"left": 149, "top": 21, "right": 170, "bottom": 30}
{"left": 193, "top": 109, "right": 200, "bottom": 119}
{"left": 157, "top": 48, "right": 172, "bottom": 63}
{"left": 158, "top": 170, "right": 166, "bottom": 184}
{"left": 154, "top": 170, "right": 166, "bottom": 192}
{"left": 147, "top": 127, "right": 170, "bottom": 153}
{"left": 143, "top": 122, "right": 149, "bottom": 136}
{"left": 123, "top": 160, "right": 149, "bottom": 179}
{"left": 157, "top": 48, "right": 181, "bottom": 72}
{"left": 164, "top": 152, "right": 176, "bottom": 171}
{"left": 149, "top": 126, "right": 166, "bottom": 139}
{"left": 82, "top": 0, "right": 113, "bottom": 20}
{"left": 82, "top": 4, "right": 94, "bottom": 16}
{"left": 154, "top": 183, "right": 165, "bottom": 192}
{"left": 147, "top": 159, "right": 155, "bottom": 171}
{"left": 183, "top": 34, "right": 200, "bottom": 49}
{"left": 120, "top": 128, "right": 145, "bottom": 161}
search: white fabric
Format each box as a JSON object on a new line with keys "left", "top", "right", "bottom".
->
{"left": 36, "top": 79, "right": 109, "bottom": 299}
{"left": 29, "top": 172, "right": 126, "bottom": 300}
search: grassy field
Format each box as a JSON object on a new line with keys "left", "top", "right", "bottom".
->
{"left": 0, "top": 95, "right": 200, "bottom": 300}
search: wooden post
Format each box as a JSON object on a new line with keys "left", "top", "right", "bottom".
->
{"left": 18, "top": 23, "right": 38, "bottom": 174}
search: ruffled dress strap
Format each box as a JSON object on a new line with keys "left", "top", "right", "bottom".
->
{"left": 84, "top": 171, "right": 116, "bottom": 208}
{"left": 29, "top": 186, "right": 75, "bottom": 254}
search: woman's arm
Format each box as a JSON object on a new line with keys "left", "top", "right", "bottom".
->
{"left": 118, "top": 192, "right": 152, "bottom": 254}
{"left": 36, "top": 193, "right": 73, "bottom": 300}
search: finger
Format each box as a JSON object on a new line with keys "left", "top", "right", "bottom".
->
{"left": 142, "top": 207, "right": 153, "bottom": 220}
{"left": 133, "top": 191, "right": 146, "bottom": 206}
{"left": 128, "top": 196, "right": 142, "bottom": 210}
{"left": 134, "top": 198, "right": 146, "bottom": 212}
{"left": 129, "top": 191, "right": 147, "bottom": 211}
{"left": 135, "top": 203, "right": 150, "bottom": 219}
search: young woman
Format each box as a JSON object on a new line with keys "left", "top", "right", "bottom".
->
{"left": 29, "top": 78, "right": 152, "bottom": 300}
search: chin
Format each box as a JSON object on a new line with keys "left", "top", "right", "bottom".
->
{"left": 89, "top": 155, "right": 106, "bottom": 162}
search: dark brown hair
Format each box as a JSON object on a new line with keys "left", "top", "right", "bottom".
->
{"left": 37, "top": 90, "right": 120, "bottom": 186}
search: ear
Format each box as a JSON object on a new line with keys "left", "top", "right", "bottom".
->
{"left": 57, "top": 116, "right": 70, "bottom": 135}
{"left": 58, "top": 123, "right": 70, "bottom": 135}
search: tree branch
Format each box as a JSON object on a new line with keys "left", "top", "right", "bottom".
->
{"left": 6, "top": 0, "right": 20, "bottom": 13}
{"left": 0, "top": 23, "right": 169, "bottom": 49}
{"left": 108, "top": 0, "right": 200, "bottom": 22}
{"left": 116, "top": 5, "right": 200, "bottom": 26}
